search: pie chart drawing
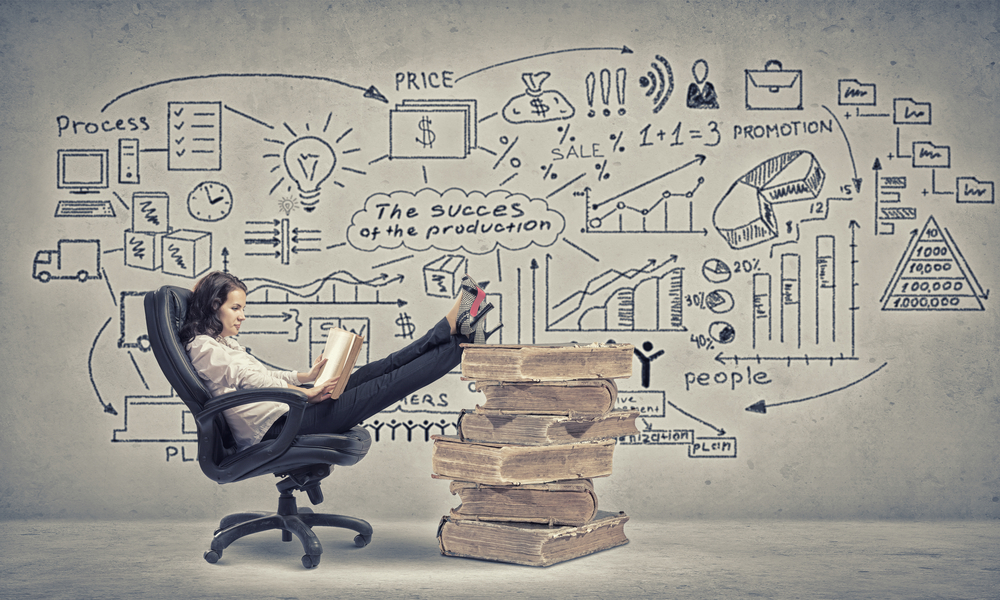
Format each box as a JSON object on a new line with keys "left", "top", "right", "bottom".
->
{"left": 706, "top": 289, "right": 734, "bottom": 314}
{"left": 702, "top": 258, "right": 732, "bottom": 283}
{"left": 709, "top": 321, "right": 736, "bottom": 344}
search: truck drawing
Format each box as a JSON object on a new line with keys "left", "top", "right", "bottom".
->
{"left": 32, "top": 239, "right": 102, "bottom": 283}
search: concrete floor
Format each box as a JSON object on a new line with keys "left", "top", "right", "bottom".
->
{"left": 1, "top": 518, "right": 998, "bottom": 599}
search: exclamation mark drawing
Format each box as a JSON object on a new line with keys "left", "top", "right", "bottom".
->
{"left": 616, "top": 67, "right": 627, "bottom": 116}
{"left": 586, "top": 68, "right": 628, "bottom": 117}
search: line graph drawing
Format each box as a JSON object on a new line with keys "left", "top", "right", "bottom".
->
{"left": 243, "top": 270, "right": 407, "bottom": 306}
{"left": 546, "top": 255, "right": 685, "bottom": 332}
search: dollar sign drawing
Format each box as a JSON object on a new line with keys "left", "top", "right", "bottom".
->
{"left": 530, "top": 98, "right": 550, "bottom": 117}
{"left": 416, "top": 116, "right": 436, "bottom": 149}
{"left": 395, "top": 312, "right": 416, "bottom": 339}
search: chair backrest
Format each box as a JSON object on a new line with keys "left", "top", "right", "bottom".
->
{"left": 143, "top": 285, "right": 214, "bottom": 414}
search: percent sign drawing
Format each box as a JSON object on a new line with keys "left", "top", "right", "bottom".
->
{"left": 493, "top": 136, "right": 521, "bottom": 187}
{"left": 595, "top": 132, "right": 626, "bottom": 181}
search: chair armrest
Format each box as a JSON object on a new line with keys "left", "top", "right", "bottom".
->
{"left": 197, "top": 387, "right": 308, "bottom": 422}
{"left": 197, "top": 388, "right": 310, "bottom": 458}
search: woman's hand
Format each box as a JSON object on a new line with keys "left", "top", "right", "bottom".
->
{"left": 300, "top": 354, "right": 328, "bottom": 384}
{"left": 302, "top": 376, "right": 340, "bottom": 404}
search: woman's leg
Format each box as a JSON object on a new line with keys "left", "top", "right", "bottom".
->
{"left": 298, "top": 317, "right": 468, "bottom": 434}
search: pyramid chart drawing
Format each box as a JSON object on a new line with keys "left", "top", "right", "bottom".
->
{"left": 881, "top": 215, "right": 986, "bottom": 311}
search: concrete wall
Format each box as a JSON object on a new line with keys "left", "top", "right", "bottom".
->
{"left": 0, "top": 0, "right": 997, "bottom": 521}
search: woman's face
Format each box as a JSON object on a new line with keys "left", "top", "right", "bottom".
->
{"left": 216, "top": 288, "right": 247, "bottom": 338}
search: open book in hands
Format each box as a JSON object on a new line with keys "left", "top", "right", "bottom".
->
{"left": 315, "top": 327, "right": 364, "bottom": 399}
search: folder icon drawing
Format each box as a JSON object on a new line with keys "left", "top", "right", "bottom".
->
{"left": 838, "top": 79, "right": 876, "bottom": 106}
{"left": 957, "top": 177, "right": 994, "bottom": 204}
{"left": 893, "top": 98, "right": 932, "bottom": 125}
{"left": 912, "top": 141, "right": 951, "bottom": 169}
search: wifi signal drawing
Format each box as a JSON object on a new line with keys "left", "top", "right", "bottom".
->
{"left": 638, "top": 55, "right": 674, "bottom": 114}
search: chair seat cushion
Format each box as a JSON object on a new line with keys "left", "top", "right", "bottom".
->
{"left": 220, "top": 426, "right": 372, "bottom": 480}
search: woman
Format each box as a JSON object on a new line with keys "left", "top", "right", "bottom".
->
{"left": 179, "top": 270, "right": 498, "bottom": 451}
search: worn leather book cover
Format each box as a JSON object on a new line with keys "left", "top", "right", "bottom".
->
{"left": 472, "top": 378, "right": 619, "bottom": 415}
{"left": 431, "top": 436, "right": 616, "bottom": 485}
{"left": 460, "top": 343, "right": 634, "bottom": 382}
{"left": 458, "top": 409, "right": 639, "bottom": 446}
{"left": 437, "top": 510, "right": 629, "bottom": 567}
{"left": 444, "top": 479, "right": 599, "bottom": 526}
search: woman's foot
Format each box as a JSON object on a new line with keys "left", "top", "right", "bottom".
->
{"left": 459, "top": 275, "right": 488, "bottom": 320}
{"left": 457, "top": 302, "right": 502, "bottom": 344}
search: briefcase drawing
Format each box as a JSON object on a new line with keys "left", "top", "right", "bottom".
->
{"left": 745, "top": 60, "right": 802, "bottom": 110}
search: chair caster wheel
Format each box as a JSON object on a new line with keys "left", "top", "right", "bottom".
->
{"left": 204, "top": 550, "right": 221, "bottom": 564}
{"left": 302, "top": 554, "right": 321, "bottom": 569}
{"left": 354, "top": 534, "right": 370, "bottom": 547}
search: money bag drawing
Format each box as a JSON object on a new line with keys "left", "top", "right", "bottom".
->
{"left": 502, "top": 72, "right": 575, "bottom": 124}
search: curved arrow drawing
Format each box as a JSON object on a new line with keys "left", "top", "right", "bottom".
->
{"left": 89, "top": 317, "right": 118, "bottom": 415}
{"left": 822, "top": 105, "right": 862, "bottom": 193}
{"left": 746, "top": 361, "right": 888, "bottom": 414}
{"left": 456, "top": 45, "right": 633, "bottom": 82}
{"left": 102, "top": 73, "right": 386, "bottom": 112}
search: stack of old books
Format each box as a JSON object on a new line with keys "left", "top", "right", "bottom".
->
{"left": 432, "top": 342, "right": 638, "bottom": 567}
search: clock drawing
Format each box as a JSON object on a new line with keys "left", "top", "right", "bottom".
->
{"left": 187, "top": 181, "right": 233, "bottom": 222}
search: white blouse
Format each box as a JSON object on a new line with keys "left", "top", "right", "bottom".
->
{"left": 186, "top": 335, "right": 300, "bottom": 451}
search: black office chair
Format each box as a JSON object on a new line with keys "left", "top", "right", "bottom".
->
{"left": 144, "top": 285, "right": 373, "bottom": 569}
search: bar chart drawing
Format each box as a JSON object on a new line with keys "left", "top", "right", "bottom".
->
{"left": 780, "top": 254, "right": 801, "bottom": 348}
{"left": 546, "top": 256, "right": 685, "bottom": 332}
{"left": 752, "top": 272, "right": 772, "bottom": 348}
{"left": 816, "top": 235, "right": 836, "bottom": 344}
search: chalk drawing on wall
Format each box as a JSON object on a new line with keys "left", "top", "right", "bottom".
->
{"left": 881, "top": 215, "right": 988, "bottom": 311}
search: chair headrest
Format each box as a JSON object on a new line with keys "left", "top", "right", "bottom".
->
{"left": 144, "top": 286, "right": 213, "bottom": 412}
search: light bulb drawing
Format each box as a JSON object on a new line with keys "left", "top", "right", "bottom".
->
{"left": 283, "top": 136, "right": 336, "bottom": 199}
{"left": 265, "top": 114, "right": 367, "bottom": 213}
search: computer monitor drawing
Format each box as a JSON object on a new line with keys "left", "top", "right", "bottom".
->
{"left": 57, "top": 149, "right": 109, "bottom": 193}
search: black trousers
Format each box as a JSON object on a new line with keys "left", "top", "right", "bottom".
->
{"left": 294, "top": 317, "right": 467, "bottom": 435}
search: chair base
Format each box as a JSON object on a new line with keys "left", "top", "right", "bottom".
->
{"left": 205, "top": 494, "right": 372, "bottom": 569}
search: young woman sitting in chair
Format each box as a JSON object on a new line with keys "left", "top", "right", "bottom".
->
{"left": 179, "top": 271, "right": 499, "bottom": 451}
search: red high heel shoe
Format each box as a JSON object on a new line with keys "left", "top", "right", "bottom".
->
{"left": 459, "top": 275, "right": 488, "bottom": 319}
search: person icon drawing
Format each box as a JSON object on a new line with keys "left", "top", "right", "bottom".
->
{"left": 686, "top": 59, "right": 719, "bottom": 109}
{"left": 633, "top": 341, "right": 664, "bottom": 388}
